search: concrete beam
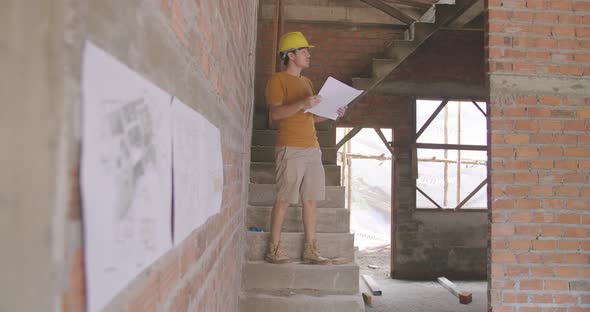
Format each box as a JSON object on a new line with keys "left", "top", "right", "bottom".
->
{"left": 356, "top": 79, "right": 488, "bottom": 99}
{"left": 489, "top": 74, "right": 590, "bottom": 96}
{"left": 447, "top": 0, "right": 484, "bottom": 28}
{"left": 361, "top": 0, "right": 416, "bottom": 24}
{"left": 259, "top": 4, "right": 405, "bottom": 25}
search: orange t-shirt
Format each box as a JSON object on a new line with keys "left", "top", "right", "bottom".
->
{"left": 265, "top": 72, "right": 319, "bottom": 147}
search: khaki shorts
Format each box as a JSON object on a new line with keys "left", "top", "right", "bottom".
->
{"left": 275, "top": 146, "right": 326, "bottom": 204}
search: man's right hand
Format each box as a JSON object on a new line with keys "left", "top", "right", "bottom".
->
{"left": 302, "top": 95, "right": 321, "bottom": 109}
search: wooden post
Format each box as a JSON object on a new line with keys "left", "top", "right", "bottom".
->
{"left": 347, "top": 142, "right": 352, "bottom": 210}
{"left": 268, "top": 0, "right": 280, "bottom": 128}
{"left": 443, "top": 104, "right": 448, "bottom": 207}
{"left": 457, "top": 101, "right": 462, "bottom": 207}
{"left": 362, "top": 274, "right": 383, "bottom": 296}
{"left": 437, "top": 277, "right": 472, "bottom": 304}
{"left": 390, "top": 129, "right": 396, "bottom": 277}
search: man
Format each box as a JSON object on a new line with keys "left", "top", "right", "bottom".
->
{"left": 264, "top": 32, "right": 345, "bottom": 265}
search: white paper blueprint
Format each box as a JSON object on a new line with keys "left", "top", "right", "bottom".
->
{"left": 305, "top": 76, "right": 363, "bottom": 120}
{"left": 172, "top": 98, "right": 223, "bottom": 245}
{"left": 81, "top": 42, "right": 173, "bottom": 312}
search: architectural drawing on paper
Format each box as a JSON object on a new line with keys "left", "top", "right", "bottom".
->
{"left": 172, "top": 97, "right": 223, "bottom": 245}
{"left": 81, "top": 42, "right": 172, "bottom": 312}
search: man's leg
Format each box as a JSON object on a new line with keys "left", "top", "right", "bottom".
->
{"left": 302, "top": 199, "right": 318, "bottom": 243}
{"left": 270, "top": 199, "right": 290, "bottom": 246}
{"left": 265, "top": 198, "right": 291, "bottom": 264}
{"left": 266, "top": 146, "right": 299, "bottom": 264}
{"left": 300, "top": 148, "right": 330, "bottom": 264}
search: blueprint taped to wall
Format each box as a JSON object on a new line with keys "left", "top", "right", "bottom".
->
{"left": 81, "top": 41, "right": 173, "bottom": 312}
{"left": 172, "top": 98, "right": 223, "bottom": 245}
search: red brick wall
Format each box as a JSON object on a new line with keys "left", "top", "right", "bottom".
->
{"left": 255, "top": 21, "right": 405, "bottom": 111}
{"left": 389, "top": 29, "right": 485, "bottom": 84}
{"left": 62, "top": 1, "right": 257, "bottom": 311}
{"left": 255, "top": 23, "right": 484, "bottom": 129}
{"left": 487, "top": 0, "right": 590, "bottom": 309}
{"left": 340, "top": 30, "right": 485, "bottom": 128}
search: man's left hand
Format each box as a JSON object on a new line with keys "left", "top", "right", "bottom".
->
{"left": 337, "top": 106, "right": 347, "bottom": 118}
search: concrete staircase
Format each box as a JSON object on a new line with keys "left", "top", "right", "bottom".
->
{"left": 240, "top": 117, "right": 364, "bottom": 312}
{"left": 351, "top": 0, "right": 477, "bottom": 96}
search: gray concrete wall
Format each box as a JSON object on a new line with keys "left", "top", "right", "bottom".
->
{"left": 0, "top": 1, "right": 77, "bottom": 311}
{"left": 392, "top": 123, "right": 488, "bottom": 280}
{"left": 1, "top": 0, "right": 258, "bottom": 311}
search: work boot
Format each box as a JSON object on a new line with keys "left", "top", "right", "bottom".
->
{"left": 265, "top": 241, "right": 290, "bottom": 264}
{"left": 302, "top": 239, "right": 331, "bottom": 265}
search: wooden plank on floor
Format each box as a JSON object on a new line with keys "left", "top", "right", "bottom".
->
{"left": 360, "top": 278, "right": 373, "bottom": 305}
{"left": 437, "top": 277, "right": 472, "bottom": 304}
{"left": 362, "top": 274, "right": 383, "bottom": 296}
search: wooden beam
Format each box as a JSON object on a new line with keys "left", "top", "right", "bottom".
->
{"left": 360, "top": 279, "right": 373, "bottom": 305}
{"left": 416, "top": 186, "right": 443, "bottom": 209}
{"left": 472, "top": 100, "right": 486, "bottom": 117}
{"left": 418, "top": 158, "right": 484, "bottom": 165}
{"left": 270, "top": 0, "right": 279, "bottom": 73}
{"left": 415, "top": 99, "right": 447, "bottom": 141}
{"left": 362, "top": 274, "right": 383, "bottom": 296}
{"left": 374, "top": 128, "right": 395, "bottom": 155}
{"left": 361, "top": 0, "right": 416, "bottom": 24}
{"left": 455, "top": 178, "right": 487, "bottom": 210}
{"left": 456, "top": 101, "right": 461, "bottom": 210}
{"left": 336, "top": 127, "right": 362, "bottom": 150}
{"left": 347, "top": 153, "right": 393, "bottom": 161}
{"left": 437, "top": 277, "right": 473, "bottom": 304}
{"left": 390, "top": 132, "right": 397, "bottom": 277}
{"left": 268, "top": 0, "right": 280, "bottom": 127}
{"left": 414, "top": 143, "right": 487, "bottom": 151}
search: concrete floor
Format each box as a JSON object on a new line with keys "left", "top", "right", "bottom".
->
{"left": 357, "top": 247, "right": 488, "bottom": 312}
{"left": 365, "top": 279, "right": 488, "bottom": 312}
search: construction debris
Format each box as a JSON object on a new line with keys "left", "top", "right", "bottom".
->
{"left": 360, "top": 280, "right": 373, "bottom": 306}
{"left": 437, "top": 277, "right": 472, "bottom": 304}
{"left": 362, "top": 274, "right": 382, "bottom": 296}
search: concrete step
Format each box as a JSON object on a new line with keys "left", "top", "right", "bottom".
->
{"left": 250, "top": 162, "right": 341, "bottom": 186}
{"left": 252, "top": 129, "right": 336, "bottom": 147}
{"left": 253, "top": 114, "right": 335, "bottom": 131}
{"left": 247, "top": 232, "right": 354, "bottom": 262}
{"left": 251, "top": 146, "right": 338, "bottom": 165}
{"left": 248, "top": 183, "right": 345, "bottom": 208}
{"left": 242, "top": 261, "right": 359, "bottom": 294}
{"left": 372, "top": 58, "right": 399, "bottom": 79}
{"left": 239, "top": 292, "right": 365, "bottom": 312}
{"left": 351, "top": 77, "right": 375, "bottom": 91}
{"left": 385, "top": 40, "right": 416, "bottom": 60}
{"left": 247, "top": 206, "right": 350, "bottom": 233}
{"left": 409, "top": 22, "right": 437, "bottom": 41}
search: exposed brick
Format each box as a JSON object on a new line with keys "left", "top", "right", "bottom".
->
{"left": 521, "top": 279, "right": 544, "bottom": 290}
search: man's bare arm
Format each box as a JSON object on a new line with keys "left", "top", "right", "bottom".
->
{"left": 269, "top": 95, "right": 321, "bottom": 120}
{"left": 312, "top": 106, "right": 347, "bottom": 123}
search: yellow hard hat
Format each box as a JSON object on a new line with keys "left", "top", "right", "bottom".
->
{"left": 278, "top": 32, "right": 315, "bottom": 53}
